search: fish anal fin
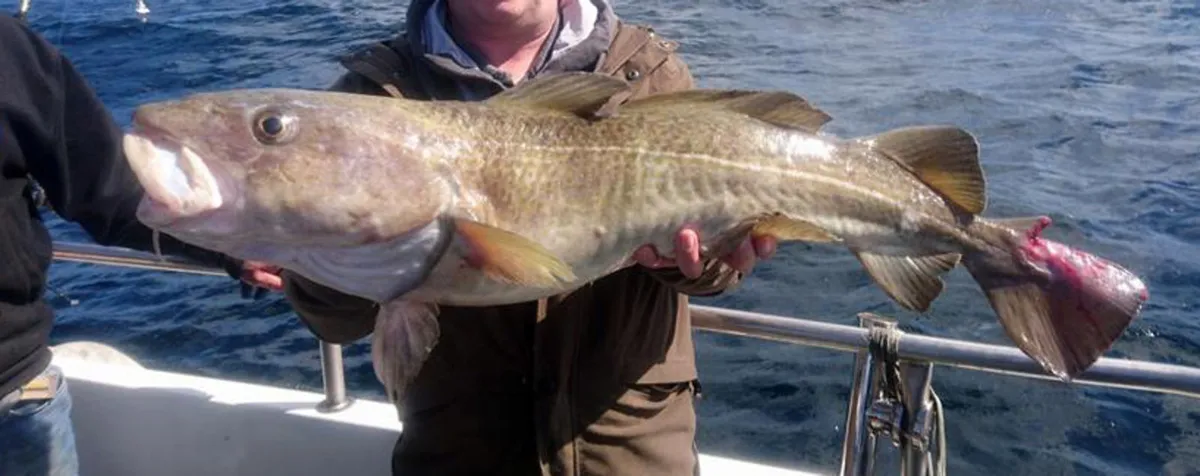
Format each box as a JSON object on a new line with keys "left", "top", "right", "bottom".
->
{"left": 854, "top": 251, "right": 961, "bottom": 312}
{"left": 622, "top": 90, "right": 832, "bottom": 133}
{"left": 752, "top": 214, "right": 840, "bottom": 243}
{"left": 485, "top": 72, "right": 630, "bottom": 117}
{"left": 371, "top": 299, "right": 441, "bottom": 404}
{"left": 867, "top": 126, "right": 986, "bottom": 214}
{"left": 454, "top": 218, "right": 576, "bottom": 287}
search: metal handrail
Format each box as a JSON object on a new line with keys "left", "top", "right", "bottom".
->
{"left": 688, "top": 305, "right": 1200, "bottom": 398}
{"left": 49, "top": 241, "right": 1200, "bottom": 474}
{"left": 51, "top": 241, "right": 352, "bottom": 413}
{"left": 13, "top": 0, "right": 149, "bottom": 22}
{"left": 15, "top": 0, "right": 30, "bottom": 20}
{"left": 51, "top": 241, "right": 1200, "bottom": 398}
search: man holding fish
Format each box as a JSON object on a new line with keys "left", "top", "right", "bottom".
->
{"left": 116, "top": 1, "right": 1150, "bottom": 476}
{"left": 241, "top": 1, "right": 776, "bottom": 475}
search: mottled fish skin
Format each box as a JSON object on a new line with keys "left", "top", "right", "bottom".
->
{"left": 394, "top": 100, "right": 966, "bottom": 305}
{"left": 126, "top": 85, "right": 959, "bottom": 303}
{"left": 122, "top": 73, "right": 1147, "bottom": 399}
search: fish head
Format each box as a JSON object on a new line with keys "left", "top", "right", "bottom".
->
{"left": 122, "top": 89, "right": 454, "bottom": 267}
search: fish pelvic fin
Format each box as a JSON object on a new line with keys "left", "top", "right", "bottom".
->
{"left": 963, "top": 216, "right": 1148, "bottom": 381}
{"left": 371, "top": 299, "right": 441, "bottom": 405}
{"left": 854, "top": 250, "right": 961, "bottom": 312}
{"left": 863, "top": 125, "right": 986, "bottom": 215}
{"left": 621, "top": 89, "right": 832, "bottom": 133}
{"left": 454, "top": 218, "right": 577, "bottom": 287}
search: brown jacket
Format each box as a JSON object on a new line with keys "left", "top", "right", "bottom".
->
{"left": 282, "top": 3, "right": 741, "bottom": 474}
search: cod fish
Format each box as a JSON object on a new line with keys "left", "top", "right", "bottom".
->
{"left": 121, "top": 72, "right": 1148, "bottom": 403}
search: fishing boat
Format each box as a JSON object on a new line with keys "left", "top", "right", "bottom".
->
{"left": 16, "top": 0, "right": 1199, "bottom": 473}
{"left": 49, "top": 242, "right": 1200, "bottom": 476}
{"left": 51, "top": 344, "right": 819, "bottom": 476}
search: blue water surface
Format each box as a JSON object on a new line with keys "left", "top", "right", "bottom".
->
{"left": 20, "top": 0, "right": 1200, "bottom": 474}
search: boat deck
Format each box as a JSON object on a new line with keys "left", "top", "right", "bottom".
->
{"left": 52, "top": 343, "right": 824, "bottom": 476}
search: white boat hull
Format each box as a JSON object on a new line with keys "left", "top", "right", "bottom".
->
{"left": 50, "top": 342, "right": 823, "bottom": 476}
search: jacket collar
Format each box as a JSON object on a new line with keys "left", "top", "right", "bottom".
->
{"left": 402, "top": 0, "right": 618, "bottom": 96}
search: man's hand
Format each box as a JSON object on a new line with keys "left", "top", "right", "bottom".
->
{"left": 242, "top": 260, "right": 284, "bottom": 289}
{"left": 233, "top": 260, "right": 284, "bottom": 299}
{"left": 632, "top": 224, "right": 777, "bottom": 279}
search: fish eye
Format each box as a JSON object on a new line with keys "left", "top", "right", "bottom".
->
{"left": 252, "top": 109, "right": 296, "bottom": 145}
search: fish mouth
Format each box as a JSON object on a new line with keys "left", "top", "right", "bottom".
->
{"left": 123, "top": 119, "right": 226, "bottom": 228}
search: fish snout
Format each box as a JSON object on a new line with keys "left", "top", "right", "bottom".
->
{"left": 123, "top": 132, "right": 225, "bottom": 226}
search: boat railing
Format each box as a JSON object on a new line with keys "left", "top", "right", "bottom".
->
{"left": 50, "top": 241, "right": 1200, "bottom": 476}
{"left": 13, "top": 0, "right": 150, "bottom": 21}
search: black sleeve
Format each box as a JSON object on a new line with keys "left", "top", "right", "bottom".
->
{"left": 7, "top": 18, "right": 236, "bottom": 272}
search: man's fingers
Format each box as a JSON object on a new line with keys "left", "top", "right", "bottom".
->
{"left": 675, "top": 228, "right": 703, "bottom": 279}
{"left": 633, "top": 245, "right": 668, "bottom": 268}
{"left": 721, "top": 238, "right": 757, "bottom": 275}
{"left": 752, "top": 235, "right": 777, "bottom": 260}
{"left": 240, "top": 282, "right": 272, "bottom": 300}
{"left": 249, "top": 269, "right": 284, "bottom": 290}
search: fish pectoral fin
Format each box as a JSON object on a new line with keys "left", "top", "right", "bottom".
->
{"left": 752, "top": 214, "right": 840, "bottom": 243}
{"left": 371, "top": 299, "right": 441, "bottom": 404}
{"left": 854, "top": 251, "right": 961, "bottom": 312}
{"left": 485, "top": 72, "right": 630, "bottom": 118}
{"left": 454, "top": 218, "right": 577, "bottom": 287}
{"left": 865, "top": 126, "right": 986, "bottom": 215}
{"left": 621, "top": 90, "right": 832, "bottom": 133}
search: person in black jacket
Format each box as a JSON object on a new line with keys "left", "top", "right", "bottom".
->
{"left": 0, "top": 16, "right": 279, "bottom": 475}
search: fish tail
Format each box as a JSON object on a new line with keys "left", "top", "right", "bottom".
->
{"left": 834, "top": 124, "right": 1145, "bottom": 379}
{"left": 961, "top": 216, "right": 1148, "bottom": 381}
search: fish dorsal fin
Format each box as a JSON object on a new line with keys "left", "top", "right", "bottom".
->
{"left": 486, "top": 72, "right": 630, "bottom": 117}
{"left": 621, "top": 89, "right": 832, "bottom": 133}
{"left": 866, "top": 126, "right": 987, "bottom": 215}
